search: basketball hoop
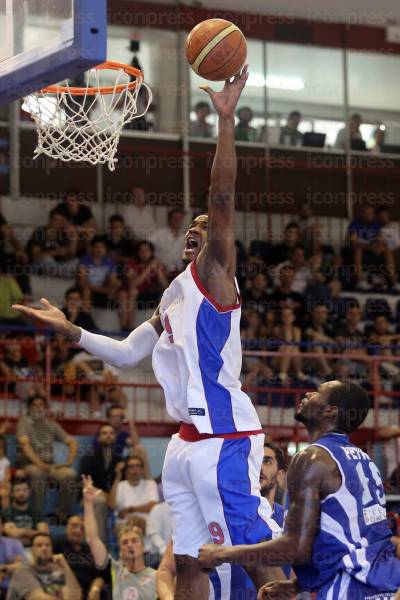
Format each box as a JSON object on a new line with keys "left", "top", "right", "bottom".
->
{"left": 22, "top": 61, "right": 153, "bottom": 171}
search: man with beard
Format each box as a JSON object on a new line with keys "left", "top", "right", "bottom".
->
{"left": 6, "top": 533, "right": 81, "bottom": 600}
{"left": 199, "top": 380, "right": 400, "bottom": 600}
{"left": 2, "top": 479, "right": 48, "bottom": 547}
{"left": 15, "top": 395, "right": 78, "bottom": 519}
{"left": 260, "top": 443, "right": 286, "bottom": 526}
{"left": 82, "top": 475, "right": 156, "bottom": 600}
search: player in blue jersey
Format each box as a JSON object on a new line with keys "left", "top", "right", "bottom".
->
{"left": 199, "top": 380, "right": 400, "bottom": 599}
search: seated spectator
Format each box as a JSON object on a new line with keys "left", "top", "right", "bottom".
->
{"left": 242, "top": 273, "right": 270, "bottom": 315}
{"left": 53, "top": 515, "right": 109, "bottom": 599}
{"left": 0, "top": 339, "right": 42, "bottom": 399}
{"left": 358, "top": 235, "right": 400, "bottom": 292}
{"left": 335, "top": 113, "right": 363, "bottom": 150}
{"left": 0, "top": 435, "right": 10, "bottom": 510}
{"left": 271, "top": 307, "right": 305, "bottom": 383}
{"left": 335, "top": 303, "right": 365, "bottom": 349}
{"left": 62, "top": 287, "right": 97, "bottom": 331}
{"left": 56, "top": 190, "right": 93, "bottom": 228}
{"left": 234, "top": 106, "right": 257, "bottom": 142}
{"left": 367, "top": 315, "right": 400, "bottom": 379}
{"left": 79, "top": 424, "right": 121, "bottom": 542}
{"left": 0, "top": 212, "right": 30, "bottom": 294}
{"left": 345, "top": 205, "right": 382, "bottom": 290}
{"left": 189, "top": 101, "right": 213, "bottom": 138}
{"left": 121, "top": 187, "right": 158, "bottom": 241}
{"left": 304, "top": 304, "right": 334, "bottom": 379}
{"left": 0, "top": 262, "right": 26, "bottom": 327}
{"left": 376, "top": 426, "right": 400, "bottom": 491}
{"left": 78, "top": 237, "right": 120, "bottom": 316}
{"left": 274, "top": 245, "right": 312, "bottom": 294}
{"left": 149, "top": 208, "right": 186, "bottom": 278}
{"left": 93, "top": 405, "right": 150, "bottom": 473}
{"left": 270, "top": 222, "right": 301, "bottom": 266}
{"left": 2, "top": 478, "right": 49, "bottom": 547}
{"left": 106, "top": 214, "right": 136, "bottom": 268}
{"left": 377, "top": 206, "right": 400, "bottom": 257}
{"left": 26, "top": 208, "right": 79, "bottom": 277}
{"left": 124, "top": 241, "right": 168, "bottom": 328}
{"left": 83, "top": 475, "right": 157, "bottom": 600}
{"left": 76, "top": 218, "right": 98, "bottom": 258}
{"left": 370, "top": 124, "right": 386, "bottom": 154}
{"left": 16, "top": 394, "right": 78, "bottom": 520}
{"left": 0, "top": 514, "right": 25, "bottom": 598}
{"left": 279, "top": 111, "right": 302, "bottom": 146}
{"left": 7, "top": 533, "right": 81, "bottom": 600}
{"left": 267, "top": 264, "right": 306, "bottom": 318}
{"left": 293, "top": 201, "right": 321, "bottom": 254}
{"left": 108, "top": 455, "right": 159, "bottom": 542}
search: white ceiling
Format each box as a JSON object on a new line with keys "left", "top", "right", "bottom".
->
{"left": 136, "top": 0, "right": 400, "bottom": 26}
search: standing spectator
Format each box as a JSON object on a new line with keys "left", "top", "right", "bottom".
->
{"left": 2, "top": 478, "right": 49, "bottom": 547}
{"left": 0, "top": 514, "right": 25, "bottom": 599}
{"left": 62, "top": 287, "right": 97, "bottom": 331}
{"left": 335, "top": 113, "right": 363, "bottom": 150}
{"left": 370, "top": 125, "right": 386, "bottom": 154}
{"left": 270, "top": 222, "right": 301, "bottom": 266}
{"left": 279, "top": 111, "right": 302, "bottom": 146}
{"left": 6, "top": 533, "right": 81, "bottom": 600}
{"left": 124, "top": 241, "right": 168, "bottom": 328}
{"left": 121, "top": 187, "right": 157, "bottom": 241}
{"left": 234, "top": 106, "right": 257, "bottom": 142}
{"left": 106, "top": 215, "right": 136, "bottom": 267}
{"left": 79, "top": 424, "right": 120, "bottom": 542}
{"left": 26, "top": 208, "right": 79, "bottom": 277}
{"left": 149, "top": 209, "right": 186, "bottom": 277}
{"left": 56, "top": 190, "right": 93, "bottom": 228}
{"left": 78, "top": 237, "right": 130, "bottom": 329}
{"left": 53, "top": 515, "right": 108, "bottom": 599}
{"left": 108, "top": 455, "right": 159, "bottom": 537}
{"left": 189, "top": 101, "right": 213, "bottom": 138}
{"left": 83, "top": 475, "right": 157, "bottom": 600}
{"left": 16, "top": 394, "right": 78, "bottom": 519}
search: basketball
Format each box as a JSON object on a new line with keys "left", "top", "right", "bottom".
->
{"left": 186, "top": 19, "right": 247, "bottom": 81}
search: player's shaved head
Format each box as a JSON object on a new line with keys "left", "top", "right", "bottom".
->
{"left": 325, "top": 380, "right": 370, "bottom": 434}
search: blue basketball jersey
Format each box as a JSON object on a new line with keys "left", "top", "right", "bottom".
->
{"left": 294, "top": 433, "right": 400, "bottom": 594}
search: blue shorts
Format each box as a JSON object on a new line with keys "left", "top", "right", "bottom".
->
{"left": 317, "top": 572, "right": 397, "bottom": 600}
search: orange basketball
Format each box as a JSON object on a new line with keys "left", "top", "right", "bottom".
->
{"left": 186, "top": 19, "right": 247, "bottom": 81}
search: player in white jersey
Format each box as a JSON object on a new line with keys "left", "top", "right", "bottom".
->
{"left": 13, "top": 66, "right": 284, "bottom": 598}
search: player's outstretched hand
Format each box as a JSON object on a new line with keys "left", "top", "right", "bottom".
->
{"left": 199, "top": 65, "right": 249, "bottom": 120}
{"left": 198, "top": 544, "right": 225, "bottom": 569}
{"left": 257, "top": 579, "right": 299, "bottom": 600}
{"left": 12, "top": 298, "right": 80, "bottom": 341}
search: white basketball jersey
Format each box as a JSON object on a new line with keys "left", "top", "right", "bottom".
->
{"left": 152, "top": 261, "right": 261, "bottom": 434}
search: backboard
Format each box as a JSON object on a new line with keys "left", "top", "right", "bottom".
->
{"left": 0, "top": 0, "right": 107, "bottom": 106}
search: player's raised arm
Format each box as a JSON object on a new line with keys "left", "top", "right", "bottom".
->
{"left": 200, "top": 66, "right": 248, "bottom": 270}
{"left": 12, "top": 298, "right": 162, "bottom": 368}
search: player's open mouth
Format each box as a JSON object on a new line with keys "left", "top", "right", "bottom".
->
{"left": 185, "top": 235, "right": 199, "bottom": 250}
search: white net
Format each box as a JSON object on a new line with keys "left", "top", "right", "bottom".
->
{"left": 22, "top": 65, "right": 152, "bottom": 171}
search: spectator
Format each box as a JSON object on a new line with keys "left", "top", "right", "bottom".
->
{"left": 78, "top": 237, "right": 129, "bottom": 329}
{"left": 124, "top": 241, "right": 168, "bottom": 328}
{"left": 121, "top": 187, "right": 157, "bottom": 241}
{"left": 241, "top": 310, "right": 274, "bottom": 388}
{"left": 108, "top": 455, "right": 159, "bottom": 539}
{"left": 26, "top": 208, "right": 78, "bottom": 277}
{"left": 234, "top": 106, "right": 257, "bottom": 142}
{"left": 346, "top": 205, "right": 382, "bottom": 290}
{"left": 2, "top": 478, "right": 49, "bottom": 547}
{"left": 76, "top": 218, "right": 98, "bottom": 258}
{"left": 0, "top": 436, "right": 10, "bottom": 511}
{"left": 367, "top": 315, "right": 400, "bottom": 379}
{"left": 335, "top": 113, "right": 363, "bottom": 150}
{"left": 293, "top": 201, "right": 321, "bottom": 255}
{"left": 267, "top": 264, "right": 306, "bottom": 318}
{"left": 7, "top": 532, "right": 81, "bottom": 600}
{"left": 16, "top": 394, "right": 78, "bottom": 520}
{"left": 270, "top": 222, "right": 301, "bottom": 266}
{"left": 79, "top": 424, "right": 121, "bottom": 542}
{"left": 189, "top": 101, "right": 213, "bottom": 138}
{"left": 271, "top": 307, "right": 306, "bottom": 383}
{"left": 83, "top": 475, "right": 157, "bottom": 600}
{"left": 146, "top": 492, "right": 172, "bottom": 561}
{"left": 370, "top": 124, "right": 386, "bottom": 154}
{"left": 242, "top": 273, "right": 270, "bottom": 315}
{"left": 376, "top": 426, "right": 400, "bottom": 491}
{"left": 149, "top": 208, "right": 186, "bottom": 277}
{"left": 56, "top": 190, "right": 93, "bottom": 228}
{"left": 62, "top": 287, "right": 97, "bottom": 331}
{"left": 335, "top": 303, "right": 365, "bottom": 349}
{"left": 53, "top": 515, "right": 108, "bottom": 599}
{"left": 377, "top": 207, "right": 400, "bottom": 255}
{"left": 304, "top": 304, "right": 334, "bottom": 379}
{"left": 0, "top": 340, "right": 42, "bottom": 399}
{"left": 279, "top": 111, "right": 302, "bottom": 146}
{"left": 0, "top": 514, "right": 25, "bottom": 598}
{"left": 274, "top": 246, "right": 312, "bottom": 294}
{"left": 106, "top": 214, "right": 136, "bottom": 267}
{"left": 93, "top": 405, "right": 149, "bottom": 472}
{"left": 0, "top": 263, "right": 25, "bottom": 327}
{"left": 0, "top": 213, "right": 29, "bottom": 294}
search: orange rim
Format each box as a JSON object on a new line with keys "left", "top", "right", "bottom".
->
{"left": 41, "top": 61, "right": 144, "bottom": 96}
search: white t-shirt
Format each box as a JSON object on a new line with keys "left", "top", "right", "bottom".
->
{"left": 0, "top": 456, "right": 10, "bottom": 483}
{"left": 381, "top": 223, "right": 400, "bottom": 250}
{"left": 115, "top": 479, "right": 159, "bottom": 527}
{"left": 122, "top": 205, "right": 157, "bottom": 240}
{"left": 146, "top": 502, "right": 172, "bottom": 555}
{"left": 148, "top": 227, "right": 186, "bottom": 273}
